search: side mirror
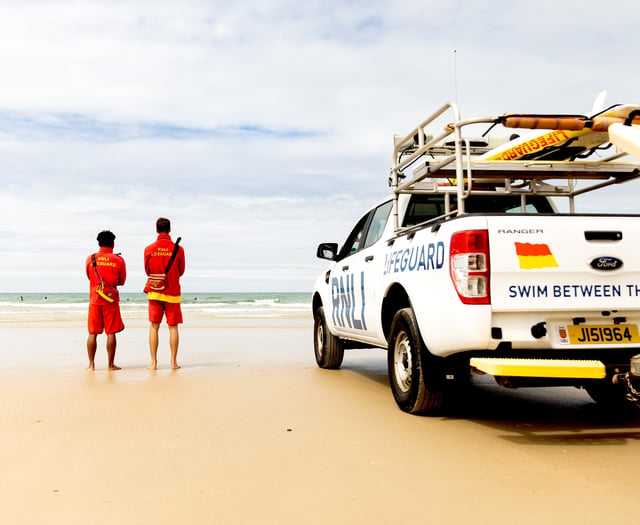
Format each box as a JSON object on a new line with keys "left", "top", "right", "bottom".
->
{"left": 316, "top": 242, "right": 338, "bottom": 260}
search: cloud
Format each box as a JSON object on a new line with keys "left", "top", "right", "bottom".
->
{"left": 1, "top": 0, "right": 640, "bottom": 292}
{"left": 0, "top": 111, "right": 324, "bottom": 142}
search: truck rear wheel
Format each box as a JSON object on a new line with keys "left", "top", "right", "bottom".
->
{"left": 313, "top": 306, "right": 344, "bottom": 369}
{"left": 388, "top": 308, "right": 445, "bottom": 415}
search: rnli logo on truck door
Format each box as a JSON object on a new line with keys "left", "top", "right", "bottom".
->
{"left": 331, "top": 272, "right": 366, "bottom": 330}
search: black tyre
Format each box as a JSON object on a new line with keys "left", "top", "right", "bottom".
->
{"left": 388, "top": 308, "right": 444, "bottom": 415}
{"left": 586, "top": 381, "right": 630, "bottom": 408}
{"left": 313, "top": 306, "right": 344, "bottom": 369}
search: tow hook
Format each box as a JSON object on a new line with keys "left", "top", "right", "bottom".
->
{"left": 530, "top": 322, "right": 547, "bottom": 339}
{"left": 613, "top": 354, "right": 640, "bottom": 407}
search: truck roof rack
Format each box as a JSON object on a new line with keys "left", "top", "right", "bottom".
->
{"left": 389, "top": 102, "right": 640, "bottom": 233}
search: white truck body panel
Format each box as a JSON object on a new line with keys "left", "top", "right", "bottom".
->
{"left": 488, "top": 215, "right": 640, "bottom": 312}
{"left": 319, "top": 211, "right": 640, "bottom": 355}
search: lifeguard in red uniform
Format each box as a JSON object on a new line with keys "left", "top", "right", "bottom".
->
{"left": 144, "top": 217, "right": 185, "bottom": 370}
{"left": 85, "top": 230, "right": 127, "bottom": 370}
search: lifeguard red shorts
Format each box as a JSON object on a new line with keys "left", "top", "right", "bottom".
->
{"left": 88, "top": 303, "right": 125, "bottom": 335}
{"left": 148, "top": 300, "right": 183, "bottom": 325}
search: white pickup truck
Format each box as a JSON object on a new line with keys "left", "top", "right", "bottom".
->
{"left": 312, "top": 101, "right": 640, "bottom": 415}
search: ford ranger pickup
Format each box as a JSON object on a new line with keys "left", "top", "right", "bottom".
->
{"left": 312, "top": 100, "right": 640, "bottom": 415}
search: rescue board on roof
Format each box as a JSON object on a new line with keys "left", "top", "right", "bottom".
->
{"left": 481, "top": 104, "right": 640, "bottom": 161}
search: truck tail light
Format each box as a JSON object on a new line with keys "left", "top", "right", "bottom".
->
{"left": 449, "top": 230, "right": 490, "bottom": 305}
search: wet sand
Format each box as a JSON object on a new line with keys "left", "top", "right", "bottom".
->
{"left": 1, "top": 318, "right": 640, "bottom": 524}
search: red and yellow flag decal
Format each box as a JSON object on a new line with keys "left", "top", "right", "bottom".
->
{"left": 514, "top": 242, "right": 558, "bottom": 270}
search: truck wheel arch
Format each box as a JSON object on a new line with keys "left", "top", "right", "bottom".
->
{"left": 312, "top": 292, "right": 323, "bottom": 315}
{"left": 382, "top": 284, "right": 412, "bottom": 342}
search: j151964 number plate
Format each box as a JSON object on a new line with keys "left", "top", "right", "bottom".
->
{"left": 558, "top": 324, "right": 640, "bottom": 344}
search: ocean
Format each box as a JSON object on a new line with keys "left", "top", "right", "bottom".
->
{"left": 0, "top": 292, "right": 312, "bottom": 322}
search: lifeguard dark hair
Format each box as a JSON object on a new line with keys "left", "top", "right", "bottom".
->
{"left": 96, "top": 230, "right": 116, "bottom": 247}
{"left": 156, "top": 217, "right": 171, "bottom": 234}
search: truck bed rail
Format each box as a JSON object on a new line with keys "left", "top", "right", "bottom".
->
{"left": 390, "top": 102, "right": 640, "bottom": 233}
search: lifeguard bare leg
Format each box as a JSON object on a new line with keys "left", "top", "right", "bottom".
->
{"left": 106, "top": 333, "right": 121, "bottom": 370}
{"left": 87, "top": 334, "right": 97, "bottom": 370}
{"left": 148, "top": 322, "right": 160, "bottom": 370}
{"left": 169, "top": 324, "right": 180, "bottom": 369}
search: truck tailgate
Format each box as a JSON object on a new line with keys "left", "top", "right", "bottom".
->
{"left": 487, "top": 215, "right": 640, "bottom": 312}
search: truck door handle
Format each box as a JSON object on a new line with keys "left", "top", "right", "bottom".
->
{"left": 342, "top": 265, "right": 349, "bottom": 271}
{"left": 584, "top": 230, "right": 622, "bottom": 241}
{"left": 365, "top": 255, "right": 374, "bottom": 262}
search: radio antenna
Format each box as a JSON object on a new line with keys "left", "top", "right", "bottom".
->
{"left": 453, "top": 49, "right": 458, "bottom": 104}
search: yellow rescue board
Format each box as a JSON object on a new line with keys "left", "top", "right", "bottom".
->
{"left": 470, "top": 357, "right": 606, "bottom": 379}
{"left": 481, "top": 104, "right": 640, "bottom": 161}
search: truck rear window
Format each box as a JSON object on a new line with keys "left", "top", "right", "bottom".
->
{"left": 403, "top": 194, "right": 554, "bottom": 226}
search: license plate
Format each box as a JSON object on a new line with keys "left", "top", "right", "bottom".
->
{"left": 559, "top": 324, "right": 640, "bottom": 345}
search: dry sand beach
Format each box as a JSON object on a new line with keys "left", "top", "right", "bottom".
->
{"left": 2, "top": 316, "right": 640, "bottom": 524}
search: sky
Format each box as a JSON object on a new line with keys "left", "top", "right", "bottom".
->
{"left": 1, "top": 0, "right": 640, "bottom": 293}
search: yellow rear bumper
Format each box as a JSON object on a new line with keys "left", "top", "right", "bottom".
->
{"left": 470, "top": 357, "right": 606, "bottom": 379}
